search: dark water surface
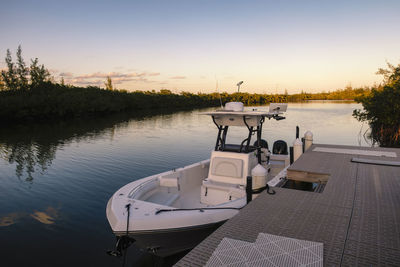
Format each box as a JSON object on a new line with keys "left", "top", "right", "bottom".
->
{"left": 0, "top": 102, "right": 368, "bottom": 266}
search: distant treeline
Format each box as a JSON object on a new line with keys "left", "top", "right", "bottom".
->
{"left": 206, "top": 86, "right": 369, "bottom": 104}
{"left": 0, "top": 84, "right": 370, "bottom": 122}
{"left": 0, "top": 46, "right": 371, "bottom": 122}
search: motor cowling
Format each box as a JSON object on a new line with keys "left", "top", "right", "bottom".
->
{"left": 253, "top": 139, "right": 268, "bottom": 149}
{"left": 272, "top": 140, "right": 288, "bottom": 155}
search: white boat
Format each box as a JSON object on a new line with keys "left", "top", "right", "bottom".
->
{"left": 106, "top": 102, "right": 290, "bottom": 257}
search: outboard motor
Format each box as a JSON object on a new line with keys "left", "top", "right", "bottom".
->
{"left": 273, "top": 140, "right": 288, "bottom": 155}
{"left": 253, "top": 139, "right": 268, "bottom": 149}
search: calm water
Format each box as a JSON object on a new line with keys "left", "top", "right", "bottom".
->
{"left": 0, "top": 102, "right": 369, "bottom": 266}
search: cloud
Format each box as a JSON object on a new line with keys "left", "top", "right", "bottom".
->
{"left": 58, "top": 70, "right": 161, "bottom": 87}
{"left": 59, "top": 72, "right": 74, "bottom": 77}
{"left": 148, "top": 72, "right": 160, "bottom": 76}
{"left": 75, "top": 71, "right": 149, "bottom": 79}
{"left": 113, "top": 77, "right": 152, "bottom": 84}
{"left": 70, "top": 79, "right": 104, "bottom": 86}
{"left": 170, "top": 76, "right": 186, "bottom": 79}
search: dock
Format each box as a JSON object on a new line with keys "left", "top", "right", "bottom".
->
{"left": 175, "top": 144, "right": 400, "bottom": 266}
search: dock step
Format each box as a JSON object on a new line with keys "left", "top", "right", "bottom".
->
{"left": 205, "top": 233, "right": 323, "bottom": 266}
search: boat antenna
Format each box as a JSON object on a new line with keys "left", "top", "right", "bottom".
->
{"left": 215, "top": 75, "right": 223, "bottom": 108}
{"left": 237, "top": 81, "right": 243, "bottom": 92}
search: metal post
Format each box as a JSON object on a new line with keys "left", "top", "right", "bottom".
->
{"left": 212, "top": 116, "right": 223, "bottom": 151}
{"left": 215, "top": 127, "right": 222, "bottom": 151}
{"left": 221, "top": 126, "right": 229, "bottom": 150}
{"left": 246, "top": 176, "right": 252, "bottom": 204}
{"left": 245, "top": 126, "right": 253, "bottom": 151}
{"left": 256, "top": 126, "right": 262, "bottom": 164}
{"left": 290, "top": 146, "right": 294, "bottom": 164}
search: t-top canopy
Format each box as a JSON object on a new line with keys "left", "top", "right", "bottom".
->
{"left": 201, "top": 104, "right": 287, "bottom": 127}
{"left": 201, "top": 111, "right": 266, "bottom": 127}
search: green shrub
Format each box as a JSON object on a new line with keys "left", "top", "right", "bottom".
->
{"left": 353, "top": 62, "right": 400, "bottom": 147}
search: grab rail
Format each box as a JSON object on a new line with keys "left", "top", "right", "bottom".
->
{"left": 128, "top": 178, "right": 159, "bottom": 198}
{"left": 155, "top": 206, "right": 245, "bottom": 215}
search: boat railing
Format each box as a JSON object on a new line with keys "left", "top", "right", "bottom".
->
{"left": 128, "top": 177, "right": 159, "bottom": 199}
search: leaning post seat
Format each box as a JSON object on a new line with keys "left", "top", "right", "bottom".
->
{"left": 200, "top": 150, "right": 257, "bottom": 205}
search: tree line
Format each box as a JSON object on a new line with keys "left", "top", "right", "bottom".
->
{"left": 1, "top": 45, "right": 51, "bottom": 91}
{"left": 0, "top": 46, "right": 370, "bottom": 122}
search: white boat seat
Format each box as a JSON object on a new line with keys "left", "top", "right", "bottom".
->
{"left": 202, "top": 179, "right": 238, "bottom": 190}
{"left": 144, "top": 191, "right": 179, "bottom": 206}
{"left": 200, "top": 179, "right": 245, "bottom": 205}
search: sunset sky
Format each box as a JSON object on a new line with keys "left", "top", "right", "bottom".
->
{"left": 1, "top": 0, "right": 399, "bottom": 93}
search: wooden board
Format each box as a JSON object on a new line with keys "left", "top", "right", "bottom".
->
{"left": 287, "top": 169, "right": 330, "bottom": 183}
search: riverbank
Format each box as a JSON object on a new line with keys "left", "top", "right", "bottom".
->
{"left": 0, "top": 83, "right": 368, "bottom": 122}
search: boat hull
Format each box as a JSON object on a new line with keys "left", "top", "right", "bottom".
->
{"left": 114, "top": 221, "right": 225, "bottom": 257}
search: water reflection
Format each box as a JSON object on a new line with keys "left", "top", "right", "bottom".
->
{"left": 0, "top": 212, "right": 24, "bottom": 227}
{"left": 30, "top": 206, "right": 59, "bottom": 224}
{"left": 0, "top": 206, "right": 60, "bottom": 227}
{"left": 0, "top": 110, "right": 181, "bottom": 182}
{"left": 0, "top": 141, "right": 56, "bottom": 181}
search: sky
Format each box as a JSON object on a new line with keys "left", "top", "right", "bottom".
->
{"left": 1, "top": 0, "right": 399, "bottom": 93}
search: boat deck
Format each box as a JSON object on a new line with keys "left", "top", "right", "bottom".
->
{"left": 175, "top": 144, "right": 400, "bottom": 266}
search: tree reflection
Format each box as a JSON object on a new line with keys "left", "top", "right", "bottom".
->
{"left": 0, "top": 142, "right": 55, "bottom": 181}
{"left": 0, "top": 109, "right": 178, "bottom": 182}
